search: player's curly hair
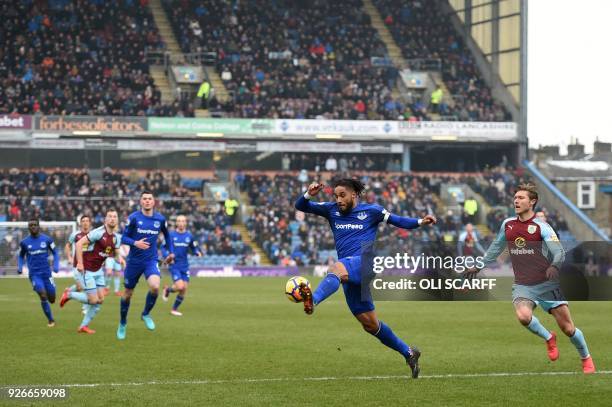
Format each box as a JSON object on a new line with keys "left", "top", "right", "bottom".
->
{"left": 516, "top": 182, "right": 538, "bottom": 208}
{"left": 332, "top": 178, "right": 366, "bottom": 195}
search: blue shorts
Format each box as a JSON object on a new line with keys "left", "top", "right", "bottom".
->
{"left": 30, "top": 274, "right": 56, "bottom": 297}
{"left": 170, "top": 267, "right": 190, "bottom": 282}
{"left": 512, "top": 281, "right": 568, "bottom": 313}
{"left": 124, "top": 260, "right": 160, "bottom": 290}
{"left": 339, "top": 256, "right": 375, "bottom": 316}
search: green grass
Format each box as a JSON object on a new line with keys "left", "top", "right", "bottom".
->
{"left": 0, "top": 277, "right": 610, "bottom": 406}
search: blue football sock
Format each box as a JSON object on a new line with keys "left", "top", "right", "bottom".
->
{"left": 570, "top": 328, "right": 590, "bottom": 358}
{"left": 80, "top": 304, "right": 101, "bottom": 328}
{"left": 313, "top": 273, "right": 341, "bottom": 305}
{"left": 68, "top": 284, "right": 77, "bottom": 292}
{"left": 120, "top": 298, "right": 130, "bottom": 325}
{"left": 69, "top": 291, "right": 88, "bottom": 304}
{"left": 142, "top": 291, "right": 158, "bottom": 316}
{"left": 40, "top": 300, "right": 54, "bottom": 322}
{"left": 167, "top": 286, "right": 175, "bottom": 293}
{"left": 113, "top": 277, "right": 120, "bottom": 293}
{"left": 526, "top": 316, "right": 552, "bottom": 341}
{"left": 173, "top": 295, "right": 184, "bottom": 310}
{"left": 373, "top": 321, "right": 411, "bottom": 359}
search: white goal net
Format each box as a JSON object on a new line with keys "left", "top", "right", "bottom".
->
{"left": 0, "top": 221, "right": 76, "bottom": 277}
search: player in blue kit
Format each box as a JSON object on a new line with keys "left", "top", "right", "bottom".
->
{"left": 161, "top": 215, "right": 202, "bottom": 316}
{"left": 18, "top": 219, "right": 60, "bottom": 327}
{"left": 295, "top": 179, "right": 437, "bottom": 378}
{"left": 116, "top": 191, "right": 174, "bottom": 340}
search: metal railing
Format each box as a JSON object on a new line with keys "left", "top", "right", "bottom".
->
{"left": 403, "top": 58, "right": 443, "bottom": 71}
{"left": 145, "top": 49, "right": 170, "bottom": 68}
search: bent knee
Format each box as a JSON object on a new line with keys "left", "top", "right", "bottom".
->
{"left": 516, "top": 313, "right": 532, "bottom": 326}
{"left": 361, "top": 319, "right": 380, "bottom": 334}
{"left": 330, "top": 262, "right": 349, "bottom": 283}
{"left": 560, "top": 322, "right": 575, "bottom": 336}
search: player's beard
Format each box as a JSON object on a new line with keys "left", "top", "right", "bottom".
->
{"left": 339, "top": 199, "right": 355, "bottom": 215}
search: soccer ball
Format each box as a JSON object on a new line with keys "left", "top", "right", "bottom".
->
{"left": 285, "top": 276, "right": 311, "bottom": 303}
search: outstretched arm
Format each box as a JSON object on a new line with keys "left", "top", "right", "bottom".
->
{"left": 295, "top": 182, "right": 331, "bottom": 218}
{"left": 476, "top": 221, "right": 508, "bottom": 270}
{"left": 385, "top": 211, "right": 437, "bottom": 230}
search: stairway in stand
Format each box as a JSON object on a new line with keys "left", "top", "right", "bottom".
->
{"left": 233, "top": 224, "right": 272, "bottom": 266}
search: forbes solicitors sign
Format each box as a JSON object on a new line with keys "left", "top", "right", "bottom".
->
{"left": 0, "top": 114, "right": 32, "bottom": 130}
{"left": 36, "top": 116, "right": 147, "bottom": 133}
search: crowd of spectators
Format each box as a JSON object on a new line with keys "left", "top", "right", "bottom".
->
{"left": 164, "top": 0, "right": 430, "bottom": 120}
{"left": 281, "top": 154, "right": 402, "bottom": 172}
{"left": 0, "top": 0, "right": 193, "bottom": 117}
{"left": 374, "top": 0, "right": 511, "bottom": 121}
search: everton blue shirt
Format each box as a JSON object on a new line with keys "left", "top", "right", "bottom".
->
{"left": 123, "top": 211, "right": 173, "bottom": 263}
{"left": 18, "top": 234, "right": 59, "bottom": 275}
{"left": 162, "top": 231, "right": 201, "bottom": 271}
{"left": 295, "top": 195, "right": 421, "bottom": 259}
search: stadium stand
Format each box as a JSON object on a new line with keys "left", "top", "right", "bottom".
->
{"left": 373, "top": 0, "right": 511, "bottom": 121}
{"left": 0, "top": 0, "right": 194, "bottom": 117}
{"left": 162, "top": 0, "right": 509, "bottom": 121}
{"left": 163, "top": 0, "right": 424, "bottom": 120}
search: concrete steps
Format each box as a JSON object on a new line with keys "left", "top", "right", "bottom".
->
{"left": 233, "top": 224, "right": 272, "bottom": 266}
{"left": 475, "top": 224, "right": 491, "bottom": 237}
{"left": 204, "top": 67, "right": 230, "bottom": 103}
{"left": 150, "top": 0, "right": 230, "bottom": 104}
{"left": 195, "top": 109, "right": 210, "bottom": 118}
{"left": 361, "top": 0, "right": 404, "bottom": 99}
{"left": 362, "top": 0, "right": 404, "bottom": 66}
{"left": 150, "top": 0, "right": 182, "bottom": 54}
{"left": 149, "top": 65, "right": 174, "bottom": 104}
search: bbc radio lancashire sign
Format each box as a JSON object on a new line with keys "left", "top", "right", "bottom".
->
{"left": 36, "top": 116, "right": 147, "bottom": 133}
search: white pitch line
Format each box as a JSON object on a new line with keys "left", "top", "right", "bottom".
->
{"left": 2, "top": 370, "right": 611, "bottom": 389}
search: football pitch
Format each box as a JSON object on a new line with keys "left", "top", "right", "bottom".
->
{"left": 1, "top": 277, "right": 611, "bottom": 406}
